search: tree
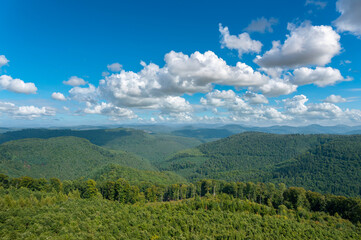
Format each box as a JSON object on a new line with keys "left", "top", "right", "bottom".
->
{"left": 83, "top": 179, "right": 98, "bottom": 198}
{"left": 284, "top": 187, "right": 309, "bottom": 209}
{"left": 49, "top": 178, "right": 63, "bottom": 193}
{"left": 0, "top": 174, "right": 9, "bottom": 188}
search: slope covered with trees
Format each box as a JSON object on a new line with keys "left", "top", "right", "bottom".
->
{"left": 89, "top": 163, "right": 187, "bottom": 185}
{"left": 273, "top": 136, "right": 361, "bottom": 196}
{"left": 0, "top": 136, "right": 156, "bottom": 179}
{"left": 0, "top": 128, "right": 202, "bottom": 163}
{"left": 160, "top": 133, "right": 361, "bottom": 197}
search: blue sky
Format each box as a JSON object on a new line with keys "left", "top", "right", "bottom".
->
{"left": 0, "top": 0, "right": 361, "bottom": 127}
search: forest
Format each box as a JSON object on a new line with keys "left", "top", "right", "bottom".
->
{"left": 160, "top": 133, "right": 361, "bottom": 197}
{"left": 1, "top": 174, "right": 361, "bottom": 239}
{"left": 1, "top": 128, "right": 361, "bottom": 238}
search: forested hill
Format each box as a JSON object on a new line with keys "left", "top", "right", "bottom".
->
{"left": 160, "top": 132, "right": 361, "bottom": 197}
{"left": 0, "top": 128, "right": 202, "bottom": 163}
{"left": 0, "top": 136, "right": 157, "bottom": 180}
{"left": 274, "top": 136, "right": 361, "bottom": 196}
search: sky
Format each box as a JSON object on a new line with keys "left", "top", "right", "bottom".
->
{"left": 0, "top": 0, "right": 361, "bottom": 127}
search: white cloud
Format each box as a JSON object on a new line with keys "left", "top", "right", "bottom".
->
{"left": 307, "top": 102, "right": 344, "bottom": 119}
{"left": 0, "top": 75, "right": 37, "bottom": 94}
{"left": 250, "top": 78, "right": 298, "bottom": 97}
{"left": 283, "top": 95, "right": 309, "bottom": 114}
{"left": 0, "top": 55, "right": 9, "bottom": 68}
{"left": 200, "top": 90, "right": 236, "bottom": 107}
{"left": 99, "top": 64, "right": 164, "bottom": 108}
{"left": 0, "top": 101, "right": 55, "bottom": 120}
{"left": 323, "top": 94, "right": 347, "bottom": 103}
{"left": 244, "top": 17, "right": 278, "bottom": 33}
{"left": 0, "top": 101, "right": 16, "bottom": 112}
{"left": 159, "top": 96, "right": 193, "bottom": 114}
{"left": 263, "top": 107, "right": 290, "bottom": 121}
{"left": 254, "top": 22, "right": 341, "bottom": 68}
{"left": 69, "top": 84, "right": 97, "bottom": 103}
{"left": 164, "top": 51, "right": 268, "bottom": 89}
{"left": 201, "top": 89, "right": 288, "bottom": 122}
{"left": 334, "top": 0, "right": 361, "bottom": 37}
{"left": 14, "top": 106, "right": 56, "bottom": 119}
{"left": 219, "top": 24, "right": 263, "bottom": 57}
{"left": 282, "top": 94, "right": 357, "bottom": 122}
{"left": 305, "top": 0, "right": 327, "bottom": 9}
{"left": 63, "top": 76, "right": 87, "bottom": 86}
{"left": 244, "top": 91, "right": 269, "bottom": 104}
{"left": 107, "top": 63, "right": 122, "bottom": 72}
{"left": 51, "top": 92, "right": 67, "bottom": 101}
{"left": 292, "top": 67, "right": 351, "bottom": 87}
{"left": 84, "top": 102, "right": 136, "bottom": 120}
{"left": 99, "top": 51, "right": 269, "bottom": 110}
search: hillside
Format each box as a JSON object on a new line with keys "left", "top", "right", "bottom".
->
{"left": 160, "top": 132, "right": 361, "bottom": 196}
{"left": 172, "top": 128, "right": 234, "bottom": 142}
{"left": 101, "top": 131, "right": 202, "bottom": 162}
{"left": 89, "top": 163, "right": 187, "bottom": 185}
{"left": 0, "top": 128, "right": 202, "bottom": 162}
{"left": 159, "top": 132, "right": 326, "bottom": 179}
{"left": 273, "top": 136, "right": 361, "bottom": 196}
{"left": 167, "top": 124, "right": 361, "bottom": 140}
{"left": 0, "top": 136, "right": 156, "bottom": 180}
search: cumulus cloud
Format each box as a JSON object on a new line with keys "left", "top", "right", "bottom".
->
{"left": 0, "top": 75, "right": 37, "bottom": 94}
{"left": 200, "top": 90, "right": 236, "bottom": 107}
{"left": 63, "top": 76, "right": 87, "bottom": 86}
{"left": 84, "top": 102, "right": 136, "bottom": 120}
{"left": 283, "top": 95, "right": 309, "bottom": 114}
{"left": 244, "top": 91, "right": 269, "bottom": 104}
{"left": 323, "top": 94, "right": 347, "bottom": 103}
{"left": 307, "top": 102, "right": 344, "bottom": 119}
{"left": 292, "top": 67, "right": 351, "bottom": 87}
{"left": 201, "top": 89, "right": 288, "bottom": 122}
{"left": 305, "top": 0, "right": 327, "bottom": 9}
{"left": 0, "top": 55, "right": 9, "bottom": 68}
{"left": 159, "top": 96, "right": 193, "bottom": 114}
{"left": 99, "top": 51, "right": 269, "bottom": 111}
{"left": 69, "top": 84, "right": 97, "bottom": 103}
{"left": 219, "top": 24, "right": 262, "bottom": 57}
{"left": 282, "top": 94, "right": 358, "bottom": 121}
{"left": 334, "top": 0, "right": 361, "bottom": 37}
{"left": 107, "top": 62, "right": 122, "bottom": 72}
{"left": 254, "top": 22, "right": 341, "bottom": 68}
{"left": 250, "top": 78, "right": 298, "bottom": 97}
{"left": 244, "top": 17, "right": 278, "bottom": 33}
{"left": 51, "top": 92, "right": 66, "bottom": 101}
{"left": 0, "top": 101, "right": 55, "bottom": 120}
{"left": 164, "top": 51, "right": 268, "bottom": 89}
{"left": 64, "top": 47, "right": 357, "bottom": 124}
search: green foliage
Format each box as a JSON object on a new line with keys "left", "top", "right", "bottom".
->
{"left": 2, "top": 174, "right": 361, "bottom": 225}
{"left": 0, "top": 136, "right": 155, "bottom": 179}
{"left": 90, "top": 164, "right": 187, "bottom": 185}
{"left": 83, "top": 179, "right": 98, "bottom": 198}
{"left": 172, "top": 128, "right": 234, "bottom": 141}
{"left": 102, "top": 131, "right": 202, "bottom": 163}
{"left": 273, "top": 136, "right": 361, "bottom": 196}
{"left": 0, "top": 188, "right": 360, "bottom": 239}
{"left": 0, "top": 128, "right": 203, "bottom": 163}
{"left": 162, "top": 133, "right": 361, "bottom": 197}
